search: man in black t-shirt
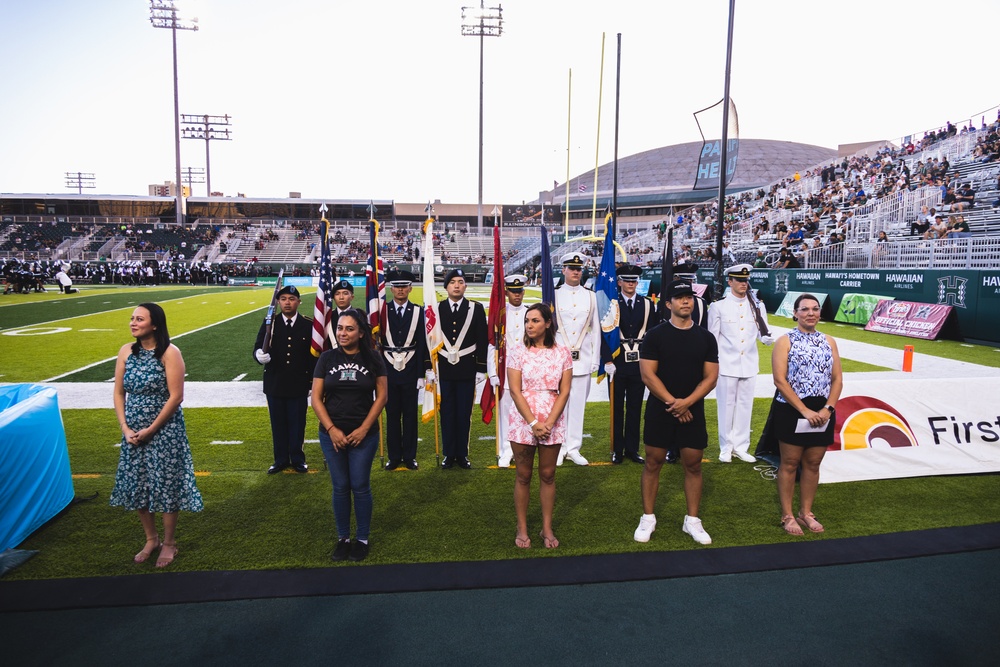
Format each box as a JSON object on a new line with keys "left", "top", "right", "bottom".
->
{"left": 634, "top": 280, "right": 719, "bottom": 546}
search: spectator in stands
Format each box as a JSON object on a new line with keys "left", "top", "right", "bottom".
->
{"left": 927, "top": 215, "right": 949, "bottom": 240}
{"left": 948, "top": 215, "right": 970, "bottom": 238}
{"left": 952, "top": 184, "right": 975, "bottom": 212}
{"left": 776, "top": 247, "right": 800, "bottom": 269}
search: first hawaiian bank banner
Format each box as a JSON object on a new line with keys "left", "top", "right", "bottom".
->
{"left": 820, "top": 377, "right": 1000, "bottom": 483}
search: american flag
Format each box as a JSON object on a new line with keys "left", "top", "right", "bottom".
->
{"left": 311, "top": 217, "right": 334, "bottom": 357}
{"left": 365, "top": 219, "right": 385, "bottom": 336}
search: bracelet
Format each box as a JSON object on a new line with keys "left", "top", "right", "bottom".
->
{"left": 528, "top": 419, "right": 538, "bottom": 428}
{"left": 326, "top": 424, "right": 336, "bottom": 433}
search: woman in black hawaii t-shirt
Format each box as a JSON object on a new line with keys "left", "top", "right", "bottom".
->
{"left": 311, "top": 310, "right": 387, "bottom": 562}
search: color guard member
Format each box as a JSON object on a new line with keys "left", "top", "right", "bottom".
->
{"left": 487, "top": 273, "right": 529, "bottom": 468}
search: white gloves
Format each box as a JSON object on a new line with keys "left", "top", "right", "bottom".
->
{"left": 604, "top": 362, "right": 616, "bottom": 379}
{"left": 489, "top": 375, "right": 500, "bottom": 387}
{"left": 425, "top": 370, "right": 435, "bottom": 383}
{"left": 761, "top": 335, "right": 776, "bottom": 346}
{"left": 254, "top": 349, "right": 271, "bottom": 364}
{"left": 476, "top": 372, "right": 487, "bottom": 384}
{"left": 590, "top": 363, "right": 599, "bottom": 374}
{"left": 417, "top": 378, "right": 425, "bottom": 391}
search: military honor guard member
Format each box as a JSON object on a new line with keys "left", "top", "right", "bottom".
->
{"left": 438, "top": 268, "right": 489, "bottom": 469}
{"left": 554, "top": 252, "right": 601, "bottom": 466}
{"left": 707, "top": 263, "right": 775, "bottom": 463}
{"left": 487, "top": 273, "right": 529, "bottom": 468}
{"left": 253, "top": 285, "right": 318, "bottom": 474}
{"left": 380, "top": 270, "right": 431, "bottom": 471}
{"left": 329, "top": 279, "right": 357, "bottom": 346}
{"left": 602, "top": 264, "right": 660, "bottom": 464}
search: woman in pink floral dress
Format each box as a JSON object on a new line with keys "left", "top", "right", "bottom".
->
{"left": 506, "top": 303, "right": 573, "bottom": 549}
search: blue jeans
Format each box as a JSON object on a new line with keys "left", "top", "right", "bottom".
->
{"left": 318, "top": 428, "right": 379, "bottom": 541}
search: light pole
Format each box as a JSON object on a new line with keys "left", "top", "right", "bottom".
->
{"left": 181, "top": 166, "right": 205, "bottom": 195}
{"left": 149, "top": 1, "right": 198, "bottom": 227}
{"left": 65, "top": 172, "right": 95, "bottom": 194}
{"left": 461, "top": 2, "right": 503, "bottom": 234}
{"left": 181, "top": 114, "right": 231, "bottom": 196}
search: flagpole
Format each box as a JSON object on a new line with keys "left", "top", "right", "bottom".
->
{"left": 609, "top": 33, "right": 623, "bottom": 456}
{"left": 591, "top": 33, "right": 606, "bottom": 236}
{"left": 565, "top": 67, "right": 572, "bottom": 240}
{"left": 715, "top": 0, "right": 737, "bottom": 300}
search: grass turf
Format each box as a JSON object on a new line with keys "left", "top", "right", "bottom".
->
{"left": 6, "top": 401, "right": 998, "bottom": 580}
{"left": 1, "top": 284, "right": 997, "bottom": 581}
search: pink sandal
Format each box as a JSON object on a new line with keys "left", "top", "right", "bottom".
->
{"left": 780, "top": 515, "right": 803, "bottom": 536}
{"left": 796, "top": 512, "right": 825, "bottom": 533}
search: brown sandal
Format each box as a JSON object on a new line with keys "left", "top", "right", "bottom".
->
{"left": 796, "top": 512, "right": 825, "bottom": 533}
{"left": 539, "top": 531, "right": 559, "bottom": 549}
{"left": 134, "top": 537, "right": 161, "bottom": 564}
{"left": 515, "top": 533, "right": 531, "bottom": 549}
{"left": 155, "top": 542, "right": 178, "bottom": 568}
{"left": 780, "top": 515, "right": 803, "bottom": 536}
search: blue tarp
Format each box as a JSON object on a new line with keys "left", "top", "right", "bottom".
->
{"left": 0, "top": 384, "right": 74, "bottom": 551}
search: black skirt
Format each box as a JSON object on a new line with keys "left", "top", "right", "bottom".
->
{"left": 773, "top": 395, "right": 834, "bottom": 448}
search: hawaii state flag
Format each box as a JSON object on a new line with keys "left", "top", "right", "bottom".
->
{"left": 480, "top": 225, "right": 505, "bottom": 424}
{"left": 421, "top": 215, "right": 444, "bottom": 423}
{"left": 311, "top": 216, "right": 334, "bottom": 356}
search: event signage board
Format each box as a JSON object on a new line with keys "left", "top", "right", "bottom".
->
{"left": 864, "top": 300, "right": 952, "bottom": 339}
{"left": 774, "top": 291, "right": 829, "bottom": 318}
{"left": 821, "top": 377, "right": 1000, "bottom": 483}
{"left": 745, "top": 269, "right": 998, "bottom": 343}
{"left": 835, "top": 293, "right": 892, "bottom": 324}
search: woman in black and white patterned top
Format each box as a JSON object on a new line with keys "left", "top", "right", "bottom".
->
{"left": 771, "top": 294, "right": 843, "bottom": 537}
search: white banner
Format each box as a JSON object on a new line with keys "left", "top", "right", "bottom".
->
{"left": 821, "top": 377, "right": 1000, "bottom": 483}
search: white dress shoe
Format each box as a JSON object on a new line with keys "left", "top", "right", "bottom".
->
{"left": 682, "top": 515, "right": 712, "bottom": 545}
{"left": 633, "top": 514, "right": 656, "bottom": 542}
{"left": 497, "top": 456, "right": 512, "bottom": 468}
{"left": 733, "top": 451, "right": 757, "bottom": 463}
{"left": 718, "top": 453, "right": 732, "bottom": 463}
{"left": 567, "top": 451, "right": 589, "bottom": 466}
{"left": 556, "top": 450, "right": 566, "bottom": 466}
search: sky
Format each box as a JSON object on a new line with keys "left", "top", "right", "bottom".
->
{"left": 1, "top": 0, "right": 997, "bottom": 205}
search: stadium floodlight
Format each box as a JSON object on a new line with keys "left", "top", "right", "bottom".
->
{"left": 65, "top": 172, "right": 96, "bottom": 194}
{"left": 149, "top": 1, "right": 199, "bottom": 227}
{"left": 461, "top": 1, "right": 503, "bottom": 234}
{"left": 181, "top": 114, "right": 232, "bottom": 196}
{"left": 181, "top": 166, "right": 206, "bottom": 194}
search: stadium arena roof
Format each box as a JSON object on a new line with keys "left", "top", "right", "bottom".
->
{"left": 553, "top": 138, "right": 838, "bottom": 210}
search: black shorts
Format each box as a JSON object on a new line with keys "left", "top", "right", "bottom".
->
{"left": 643, "top": 400, "right": 708, "bottom": 450}
{"left": 773, "top": 396, "right": 834, "bottom": 448}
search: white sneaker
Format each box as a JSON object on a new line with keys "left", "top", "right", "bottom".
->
{"left": 733, "top": 451, "right": 756, "bottom": 463}
{"left": 718, "top": 453, "right": 732, "bottom": 463}
{"left": 497, "top": 456, "right": 512, "bottom": 468}
{"left": 556, "top": 450, "right": 566, "bottom": 466}
{"left": 634, "top": 514, "right": 656, "bottom": 542}
{"left": 683, "top": 515, "right": 712, "bottom": 545}
{"left": 567, "top": 451, "right": 589, "bottom": 466}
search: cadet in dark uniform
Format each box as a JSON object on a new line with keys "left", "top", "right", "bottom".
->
{"left": 437, "top": 268, "right": 488, "bottom": 468}
{"left": 380, "top": 270, "right": 431, "bottom": 470}
{"left": 602, "top": 264, "right": 660, "bottom": 464}
{"left": 330, "top": 279, "right": 357, "bottom": 346}
{"left": 253, "top": 285, "right": 318, "bottom": 474}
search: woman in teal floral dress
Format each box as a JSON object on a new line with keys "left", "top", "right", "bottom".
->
{"left": 110, "top": 302, "right": 202, "bottom": 567}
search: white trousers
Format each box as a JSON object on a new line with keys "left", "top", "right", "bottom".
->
{"left": 497, "top": 389, "right": 513, "bottom": 460}
{"left": 716, "top": 374, "right": 756, "bottom": 457}
{"left": 560, "top": 374, "right": 592, "bottom": 457}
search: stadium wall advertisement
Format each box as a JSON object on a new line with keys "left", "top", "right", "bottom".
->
{"left": 820, "top": 377, "right": 1000, "bottom": 483}
{"left": 739, "top": 268, "right": 1000, "bottom": 345}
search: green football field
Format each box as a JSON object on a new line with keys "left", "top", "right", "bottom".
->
{"left": 1, "top": 284, "right": 998, "bottom": 580}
